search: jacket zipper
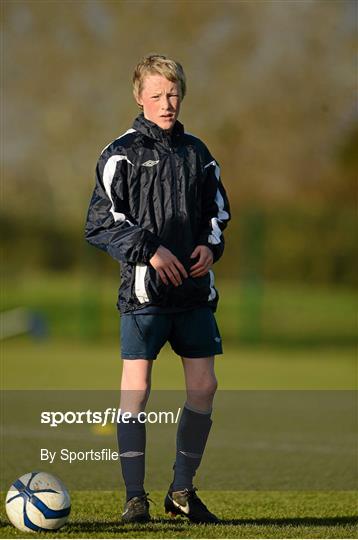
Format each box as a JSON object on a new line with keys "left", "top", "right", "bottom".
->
{"left": 169, "top": 148, "right": 178, "bottom": 215}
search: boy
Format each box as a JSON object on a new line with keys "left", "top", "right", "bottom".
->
{"left": 85, "top": 54, "right": 230, "bottom": 524}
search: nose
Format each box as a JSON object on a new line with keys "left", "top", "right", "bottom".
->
{"left": 160, "top": 95, "right": 172, "bottom": 110}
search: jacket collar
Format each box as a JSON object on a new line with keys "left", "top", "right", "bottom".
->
{"left": 133, "top": 113, "right": 184, "bottom": 147}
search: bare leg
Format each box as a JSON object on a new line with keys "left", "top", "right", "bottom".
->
{"left": 120, "top": 359, "right": 154, "bottom": 415}
{"left": 181, "top": 356, "right": 218, "bottom": 412}
{"left": 168, "top": 356, "right": 218, "bottom": 494}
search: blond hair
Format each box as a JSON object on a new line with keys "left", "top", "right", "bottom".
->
{"left": 133, "top": 54, "right": 186, "bottom": 107}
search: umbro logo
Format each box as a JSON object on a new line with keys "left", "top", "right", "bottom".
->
{"left": 141, "top": 160, "right": 159, "bottom": 167}
{"left": 214, "top": 337, "right": 221, "bottom": 342}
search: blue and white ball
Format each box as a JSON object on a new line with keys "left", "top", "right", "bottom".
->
{"left": 5, "top": 472, "right": 71, "bottom": 532}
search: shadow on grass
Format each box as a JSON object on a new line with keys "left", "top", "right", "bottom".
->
{"left": 1, "top": 516, "right": 357, "bottom": 535}
{"left": 222, "top": 516, "right": 358, "bottom": 527}
{"left": 0, "top": 519, "right": 188, "bottom": 536}
{"left": 57, "top": 515, "right": 358, "bottom": 533}
{"left": 67, "top": 518, "right": 188, "bottom": 531}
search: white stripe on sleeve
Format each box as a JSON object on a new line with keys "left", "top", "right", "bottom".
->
{"left": 102, "top": 155, "right": 134, "bottom": 224}
{"left": 204, "top": 160, "right": 229, "bottom": 245}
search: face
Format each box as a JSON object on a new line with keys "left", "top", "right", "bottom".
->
{"left": 137, "top": 74, "right": 181, "bottom": 131}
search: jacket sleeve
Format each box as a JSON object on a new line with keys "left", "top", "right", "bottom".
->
{"left": 197, "top": 157, "right": 231, "bottom": 263}
{"left": 84, "top": 150, "right": 161, "bottom": 264}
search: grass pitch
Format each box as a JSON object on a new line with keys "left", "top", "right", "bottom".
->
{"left": 1, "top": 491, "right": 357, "bottom": 538}
{"left": 1, "top": 338, "right": 356, "bottom": 390}
{"left": 1, "top": 274, "right": 357, "bottom": 538}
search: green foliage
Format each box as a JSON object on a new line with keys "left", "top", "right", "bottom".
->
{"left": 221, "top": 206, "right": 357, "bottom": 286}
{"left": 2, "top": 273, "right": 356, "bottom": 346}
{"left": 2, "top": 1, "right": 356, "bottom": 220}
{"left": 2, "top": 206, "right": 357, "bottom": 286}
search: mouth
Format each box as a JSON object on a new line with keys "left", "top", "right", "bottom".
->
{"left": 160, "top": 114, "right": 174, "bottom": 119}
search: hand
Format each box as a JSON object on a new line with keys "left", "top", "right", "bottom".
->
{"left": 149, "top": 245, "right": 188, "bottom": 287}
{"left": 190, "top": 245, "right": 213, "bottom": 278}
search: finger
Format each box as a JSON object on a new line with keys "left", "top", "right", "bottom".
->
{"left": 190, "top": 251, "right": 205, "bottom": 267}
{"left": 190, "top": 260, "right": 204, "bottom": 271}
{"left": 169, "top": 263, "right": 183, "bottom": 285}
{"left": 190, "top": 268, "right": 209, "bottom": 278}
{"left": 191, "top": 259, "right": 211, "bottom": 272}
{"left": 173, "top": 259, "right": 188, "bottom": 279}
{"left": 190, "top": 264, "right": 208, "bottom": 276}
{"left": 165, "top": 266, "right": 181, "bottom": 287}
{"left": 158, "top": 269, "right": 169, "bottom": 285}
{"left": 190, "top": 255, "right": 210, "bottom": 271}
{"left": 165, "top": 269, "right": 178, "bottom": 287}
{"left": 190, "top": 246, "right": 201, "bottom": 259}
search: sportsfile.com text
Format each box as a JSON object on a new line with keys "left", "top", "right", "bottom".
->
{"left": 40, "top": 408, "right": 182, "bottom": 427}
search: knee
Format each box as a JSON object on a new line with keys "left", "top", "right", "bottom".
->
{"left": 121, "top": 369, "right": 151, "bottom": 393}
{"left": 136, "top": 385, "right": 151, "bottom": 403}
{"left": 202, "top": 375, "right": 218, "bottom": 399}
{"left": 123, "top": 384, "right": 151, "bottom": 401}
{"left": 120, "top": 386, "right": 151, "bottom": 415}
{"left": 137, "top": 387, "right": 151, "bottom": 410}
{"left": 120, "top": 380, "right": 151, "bottom": 412}
{"left": 120, "top": 360, "right": 152, "bottom": 414}
{"left": 189, "top": 374, "right": 218, "bottom": 400}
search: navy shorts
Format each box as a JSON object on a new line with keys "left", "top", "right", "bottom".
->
{"left": 120, "top": 307, "right": 223, "bottom": 360}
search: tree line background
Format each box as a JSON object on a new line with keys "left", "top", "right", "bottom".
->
{"left": 2, "top": 0, "right": 356, "bottom": 285}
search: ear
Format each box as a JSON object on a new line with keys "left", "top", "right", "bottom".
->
{"left": 133, "top": 90, "right": 142, "bottom": 107}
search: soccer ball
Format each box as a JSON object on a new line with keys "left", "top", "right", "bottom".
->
{"left": 5, "top": 471, "right": 71, "bottom": 532}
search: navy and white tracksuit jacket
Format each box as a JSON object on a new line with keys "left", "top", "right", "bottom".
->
{"left": 85, "top": 113, "right": 231, "bottom": 314}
